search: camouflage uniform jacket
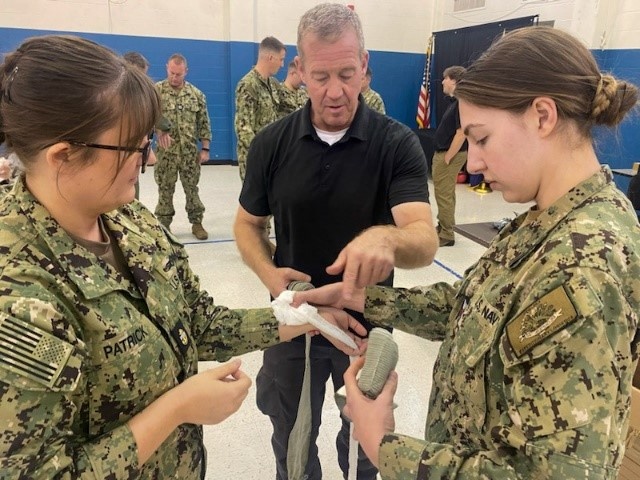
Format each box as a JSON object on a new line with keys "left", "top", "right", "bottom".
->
{"left": 362, "top": 88, "right": 386, "bottom": 115}
{"left": 365, "top": 167, "right": 640, "bottom": 479}
{"left": 155, "top": 80, "right": 211, "bottom": 154}
{"left": 277, "top": 83, "right": 308, "bottom": 118}
{"left": 0, "top": 178, "right": 279, "bottom": 479}
{"left": 234, "top": 68, "right": 280, "bottom": 164}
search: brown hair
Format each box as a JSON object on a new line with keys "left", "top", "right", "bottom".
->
{"left": 167, "top": 53, "right": 187, "bottom": 67}
{"left": 260, "top": 36, "right": 286, "bottom": 54}
{"left": 443, "top": 66, "right": 466, "bottom": 82}
{"left": 455, "top": 26, "right": 638, "bottom": 137}
{"left": 0, "top": 35, "right": 160, "bottom": 172}
{"left": 123, "top": 51, "right": 149, "bottom": 71}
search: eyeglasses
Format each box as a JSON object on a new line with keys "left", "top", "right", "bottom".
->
{"left": 66, "top": 139, "right": 152, "bottom": 173}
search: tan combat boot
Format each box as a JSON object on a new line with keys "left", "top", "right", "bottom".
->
{"left": 192, "top": 223, "right": 208, "bottom": 240}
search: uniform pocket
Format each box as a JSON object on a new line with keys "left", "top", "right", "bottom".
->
{"left": 87, "top": 322, "right": 179, "bottom": 436}
{"left": 449, "top": 292, "right": 503, "bottom": 432}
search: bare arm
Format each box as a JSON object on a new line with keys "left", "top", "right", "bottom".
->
{"left": 327, "top": 201, "right": 437, "bottom": 299}
{"left": 234, "top": 205, "right": 310, "bottom": 297}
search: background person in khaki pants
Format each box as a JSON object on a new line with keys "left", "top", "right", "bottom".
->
{"left": 432, "top": 65, "right": 467, "bottom": 246}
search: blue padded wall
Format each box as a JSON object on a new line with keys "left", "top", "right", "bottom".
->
{"left": 2, "top": 27, "right": 638, "bottom": 169}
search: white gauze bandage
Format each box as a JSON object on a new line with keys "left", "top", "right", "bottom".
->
{"left": 271, "top": 290, "right": 357, "bottom": 349}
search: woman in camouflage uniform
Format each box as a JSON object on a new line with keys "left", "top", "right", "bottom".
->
{"left": 297, "top": 26, "right": 640, "bottom": 479}
{"left": 0, "top": 35, "right": 363, "bottom": 479}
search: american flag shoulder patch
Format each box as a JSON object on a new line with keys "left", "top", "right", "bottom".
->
{"left": 0, "top": 314, "right": 76, "bottom": 389}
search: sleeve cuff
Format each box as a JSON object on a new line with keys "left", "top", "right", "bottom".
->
{"left": 378, "top": 433, "right": 428, "bottom": 479}
{"left": 82, "top": 424, "right": 139, "bottom": 477}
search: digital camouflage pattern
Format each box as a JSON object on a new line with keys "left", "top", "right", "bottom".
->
{"left": 0, "top": 177, "right": 280, "bottom": 479}
{"left": 362, "top": 88, "right": 386, "bottom": 115}
{"left": 277, "top": 83, "right": 308, "bottom": 118}
{"left": 234, "top": 68, "right": 281, "bottom": 180}
{"left": 154, "top": 80, "right": 211, "bottom": 226}
{"left": 364, "top": 167, "right": 640, "bottom": 479}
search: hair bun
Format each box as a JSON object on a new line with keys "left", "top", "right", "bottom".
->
{"left": 591, "top": 75, "right": 616, "bottom": 119}
{"left": 591, "top": 74, "right": 637, "bottom": 126}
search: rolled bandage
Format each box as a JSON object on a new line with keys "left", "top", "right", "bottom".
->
{"left": 271, "top": 290, "right": 357, "bottom": 349}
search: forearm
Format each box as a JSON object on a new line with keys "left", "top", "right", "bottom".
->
{"left": 127, "top": 389, "right": 182, "bottom": 465}
{"left": 391, "top": 220, "right": 435, "bottom": 268}
{"left": 364, "top": 284, "right": 456, "bottom": 340}
{"left": 364, "top": 220, "right": 435, "bottom": 269}
{"left": 234, "top": 218, "right": 277, "bottom": 284}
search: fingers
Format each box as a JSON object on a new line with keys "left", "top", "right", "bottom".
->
{"left": 287, "top": 269, "right": 312, "bottom": 284}
{"left": 326, "top": 249, "right": 347, "bottom": 276}
{"left": 292, "top": 290, "right": 318, "bottom": 307}
{"left": 346, "top": 313, "right": 368, "bottom": 337}
{"left": 341, "top": 259, "right": 360, "bottom": 301}
{"left": 380, "top": 371, "right": 399, "bottom": 401}
{"left": 344, "top": 356, "right": 366, "bottom": 398}
{"left": 213, "top": 358, "right": 243, "bottom": 379}
{"left": 292, "top": 283, "right": 343, "bottom": 308}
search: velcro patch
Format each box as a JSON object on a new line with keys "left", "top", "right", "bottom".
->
{"left": 0, "top": 314, "right": 74, "bottom": 388}
{"left": 506, "top": 286, "right": 577, "bottom": 358}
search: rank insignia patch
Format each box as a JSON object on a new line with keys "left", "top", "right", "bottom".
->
{"left": 506, "top": 285, "right": 577, "bottom": 358}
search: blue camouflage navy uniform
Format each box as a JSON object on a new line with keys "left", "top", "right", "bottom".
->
{"left": 0, "top": 177, "right": 280, "bottom": 479}
{"left": 364, "top": 167, "right": 640, "bottom": 479}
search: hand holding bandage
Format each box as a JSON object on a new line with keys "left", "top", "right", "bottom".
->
{"left": 271, "top": 290, "right": 366, "bottom": 355}
{"left": 273, "top": 284, "right": 366, "bottom": 480}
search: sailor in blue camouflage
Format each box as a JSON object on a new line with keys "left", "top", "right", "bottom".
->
{"left": 364, "top": 167, "right": 640, "bottom": 478}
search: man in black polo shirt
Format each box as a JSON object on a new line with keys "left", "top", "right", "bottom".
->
{"left": 233, "top": 4, "right": 438, "bottom": 480}
{"left": 432, "top": 65, "right": 468, "bottom": 246}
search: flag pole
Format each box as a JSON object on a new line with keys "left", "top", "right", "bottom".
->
{"left": 416, "top": 34, "right": 434, "bottom": 129}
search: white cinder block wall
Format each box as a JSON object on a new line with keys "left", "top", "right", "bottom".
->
{"left": 3, "top": 0, "right": 639, "bottom": 51}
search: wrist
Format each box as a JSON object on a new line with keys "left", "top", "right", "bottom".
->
{"left": 278, "top": 324, "right": 312, "bottom": 342}
{"left": 201, "top": 146, "right": 209, "bottom": 151}
{"left": 164, "top": 384, "right": 189, "bottom": 426}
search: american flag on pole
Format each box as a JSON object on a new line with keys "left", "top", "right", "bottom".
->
{"left": 416, "top": 35, "right": 434, "bottom": 129}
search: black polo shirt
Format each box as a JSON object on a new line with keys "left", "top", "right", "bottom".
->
{"left": 240, "top": 99, "right": 429, "bottom": 341}
{"left": 434, "top": 97, "right": 468, "bottom": 152}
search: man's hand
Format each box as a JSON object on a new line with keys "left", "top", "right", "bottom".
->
{"left": 264, "top": 267, "right": 312, "bottom": 299}
{"left": 326, "top": 228, "right": 395, "bottom": 300}
{"left": 343, "top": 356, "right": 397, "bottom": 467}
{"left": 198, "top": 149, "right": 210, "bottom": 164}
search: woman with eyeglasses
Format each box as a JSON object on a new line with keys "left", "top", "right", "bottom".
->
{"left": 0, "top": 35, "right": 365, "bottom": 479}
